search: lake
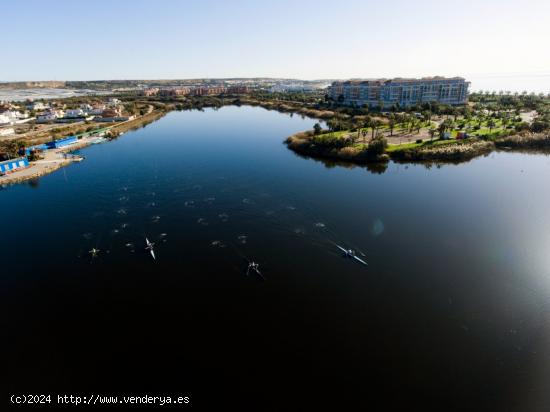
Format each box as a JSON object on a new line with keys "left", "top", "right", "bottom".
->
{"left": 2, "top": 106, "right": 550, "bottom": 410}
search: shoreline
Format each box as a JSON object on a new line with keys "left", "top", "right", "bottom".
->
{"left": 285, "top": 130, "right": 550, "bottom": 166}
{"left": 2, "top": 103, "right": 548, "bottom": 186}
{"left": 0, "top": 136, "right": 98, "bottom": 185}
{"left": 0, "top": 109, "right": 165, "bottom": 187}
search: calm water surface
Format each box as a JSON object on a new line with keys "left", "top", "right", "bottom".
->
{"left": 2, "top": 106, "right": 550, "bottom": 410}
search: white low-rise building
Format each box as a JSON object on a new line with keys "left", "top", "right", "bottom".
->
{"left": 65, "top": 109, "right": 86, "bottom": 118}
{"left": 89, "top": 104, "right": 106, "bottom": 115}
{"left": 80, "top": 103, "right": 93, "bottom": 113}
{"left": 0, "top": 110, "right": 28, "bottom": 125}
{"left": 26, "top": 101, "right": 48, "bottom": 111}
{"left": 269, "top": 83, "right": 316, "bottom": 93}
{"left": 36, "top": 111, "right": 58, "bottom": 123}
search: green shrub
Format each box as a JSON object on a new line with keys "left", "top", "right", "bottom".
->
{"left": 531, "top": 120, "right": 549, "bottom": 133}
{"left": 367, "top": 137, "right": 388, "bottom": 155}
{"left": 313, "top": 123, "right": 322, "bottom": 135}
{"left": 515, "top": 122, "right": 530, "bottom": 132}
{"left": 311, "top": 134, "right": 351, "bottom": 148}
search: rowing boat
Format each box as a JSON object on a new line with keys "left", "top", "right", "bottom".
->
{"left": 145, "top": 237, "right": 156, "bottom": 260}
{"left": 336, "top": 244, "right": 367, "bottom": 266}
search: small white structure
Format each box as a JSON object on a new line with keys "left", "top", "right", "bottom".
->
{"left": 88, "top": 104, "right": 106, "bottom": 115}
{"left": 26, "top": 101, "right": 48, "bottom": 111}
{"left": 64, "top": 109, "right": 86, "bottom": 118}
{"left": 0, "top": 110, "right": 28, "bottom": 125}
{"left": 80, "top": 103, "right": 93, "bottom": 113}
{"left": 36, "top": 111, "right": 58, "bottom": 123}
{"left": 269, "top": 83, "right": 316, "bottom": 93}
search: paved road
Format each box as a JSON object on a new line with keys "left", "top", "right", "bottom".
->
{"left": 520, "top": 110, "right": 537, "bottom": 124}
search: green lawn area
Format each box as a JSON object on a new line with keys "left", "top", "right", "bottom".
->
{"left": 317, "top": 130, "right": 350, "bottom": 139}
{"left": 315, "top": 114, "right": 519, "bottom": 151}
{"left": 467, "top": 127, "right": 512, "bottom": 137}
{"left": 386, "top": 138, "right": 463, "bottom": 152}
{"left": 455, "top": 118, "right": 519, "bottom": 137}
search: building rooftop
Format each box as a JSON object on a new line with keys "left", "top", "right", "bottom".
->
{"left": 334, "top": 76, "right": 466, "bottom": 86}
{"left": 0, "top": 157, "right": 26, "bottom": 166}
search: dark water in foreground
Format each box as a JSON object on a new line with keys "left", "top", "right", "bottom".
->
{"left": 2, "top": 106, "right": 550, "bottom": 411}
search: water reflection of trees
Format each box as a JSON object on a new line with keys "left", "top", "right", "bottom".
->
{"left": 291, "top": 152, "right": 389, "bottom": 175}
{"left": 289, "top": 151, "right": 510, "bottom": 174}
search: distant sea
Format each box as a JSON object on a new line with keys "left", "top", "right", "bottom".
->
{"left": 0, "top": 88, "right": 110, "bottom": 102}
{"left": 467, "top": 73, "right": 550, "bottom": 94}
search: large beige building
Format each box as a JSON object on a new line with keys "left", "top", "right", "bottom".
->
{"left": 328, "top": 76, "right": 469, "bottom": 108}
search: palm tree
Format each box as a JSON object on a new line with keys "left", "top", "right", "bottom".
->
{"left": 388, "top": 114, "right": 396, "bottom": 136}
{"left": 452, "top": 108, "right": 459, "bottom": 122}
{"left": 487, "top": 119, "right": 496, "bottom": 133}
{"left": 327, "top": 119, "right": 340, "bottom": 132}
{"left": 501, "top": 116, "right": 509, "bottom": 130}
{"left": 438, "top": 119, "right": 453, "bottom": 139}
{"left": 363, "top": 116, "right": 372, "bottom": 143}
{"left": 370, "top": 119, "right": 382, "bottom": 140}
{"left": 407, "top": 114, "right": 415, "bottom": 133}
{"left": 422, "top": 110, "right": 432, "bottom": 124}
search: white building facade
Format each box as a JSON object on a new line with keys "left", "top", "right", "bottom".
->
{"left": 64, "top": 109, "right": 86, "bottom": 118}
{"left": 0, "top": 110, "right": 29, "bottom": 125}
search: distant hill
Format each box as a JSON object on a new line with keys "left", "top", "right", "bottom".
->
{"left": 0, "top": 81, "right": 67, "bottom": 89}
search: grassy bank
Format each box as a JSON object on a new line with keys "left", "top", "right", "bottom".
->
{"left": 143, "top": 95, "right": 353, "bottom": 123}
{"left": 493, "top": 133, "right": 550, "bottom": 150}
{"left": 109, "top": 109, "right": 166, "bottom": 135}
{"left": 285, "top": 129, "right": 550, "bottom": 165}
{"left": 285, "top": 131, "right": 389, "bottom": 164}
{"left": 389, "top": 139, "right": 494, "bottom": 162}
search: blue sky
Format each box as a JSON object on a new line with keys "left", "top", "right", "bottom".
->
{"left": 3, "top": 0, "right": 550, "bottom": 92}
